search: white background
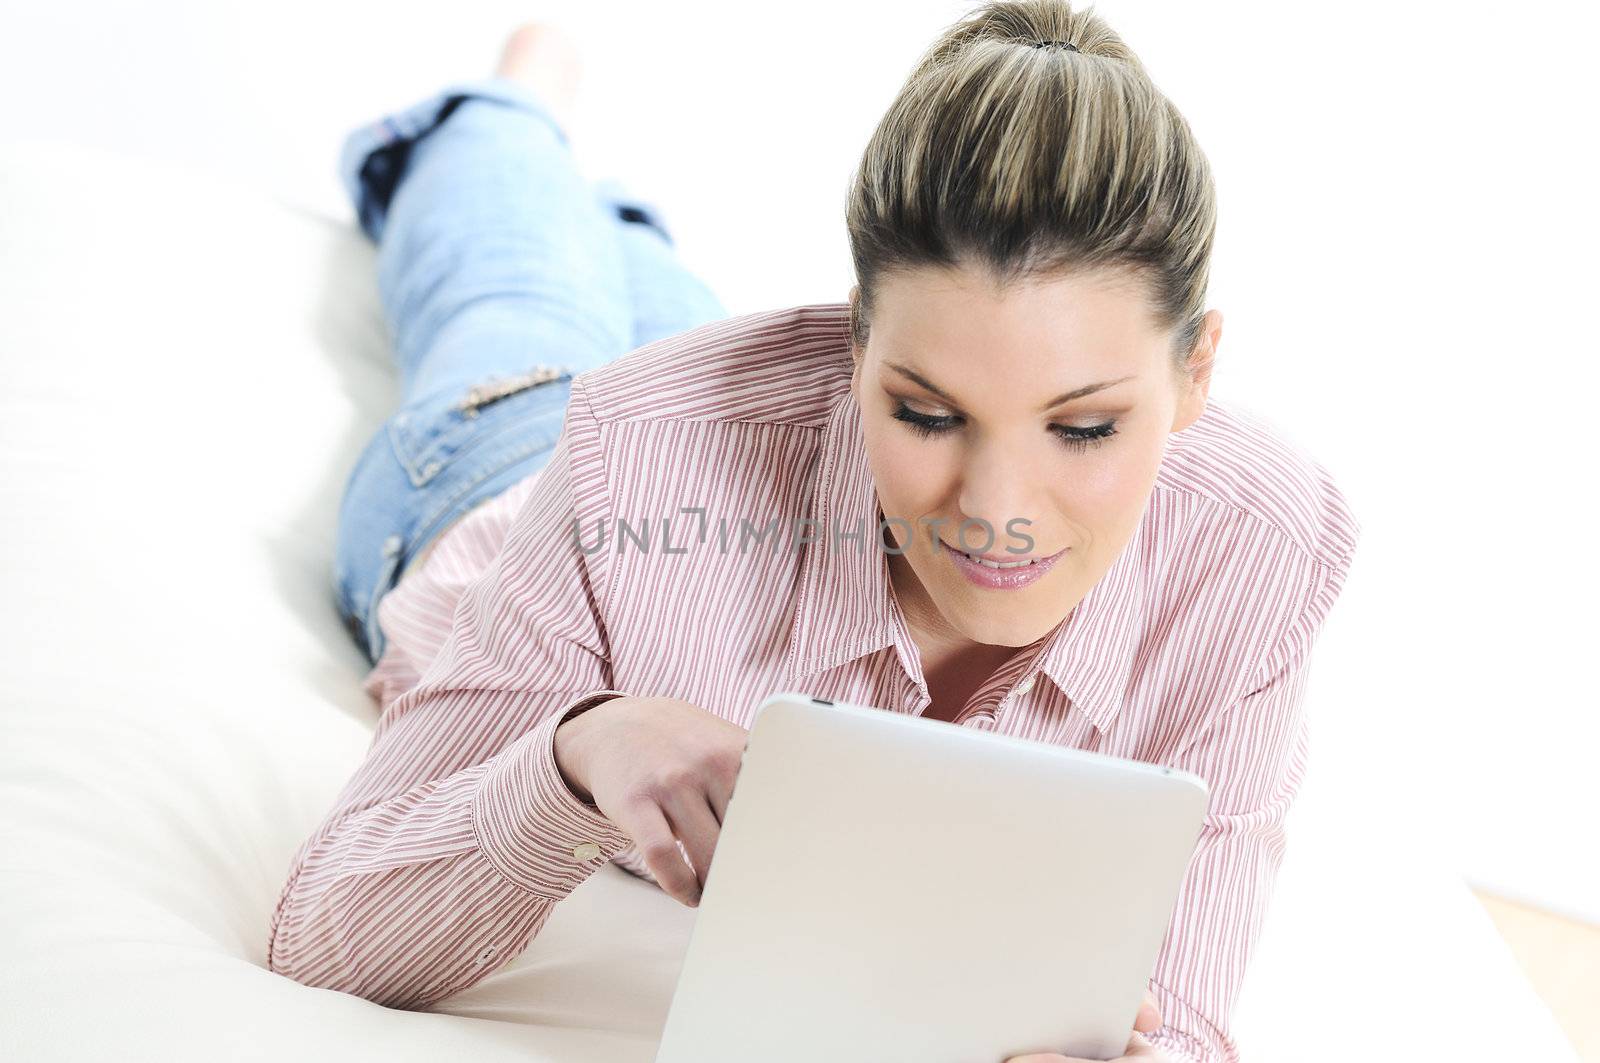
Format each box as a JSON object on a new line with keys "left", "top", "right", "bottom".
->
{"left": 2, "top": 0, "right": 1596, "bottom": 923}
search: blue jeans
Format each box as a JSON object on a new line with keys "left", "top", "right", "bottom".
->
{"left": 332, "top": 76, "right": 727, "bottom": 666}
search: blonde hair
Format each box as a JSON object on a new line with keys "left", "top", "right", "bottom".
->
{"left": 845, "top": 0, "right": 1217, "bottom": 365}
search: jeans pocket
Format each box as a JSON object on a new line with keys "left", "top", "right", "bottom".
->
{"left": 387, "top": 367, "right": 575, "bottom": 488}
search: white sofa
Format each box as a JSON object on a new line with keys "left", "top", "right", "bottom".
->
{"left": 0, "top": 140, "right": 1578, "bottom": 1062}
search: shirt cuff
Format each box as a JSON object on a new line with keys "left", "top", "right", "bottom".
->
{"left": 1144, "top": 978, "right": 1231, "bottom": 1063}
{"left": 471, "top": 690, "right": 634, "bottom": 898}
{"left": 1142, "top": 1030, "right": 1208, "bottom": 1063}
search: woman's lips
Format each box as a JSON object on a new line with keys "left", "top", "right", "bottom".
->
{"left": 940, "top": 539, "right": 1066, "bottom": 590}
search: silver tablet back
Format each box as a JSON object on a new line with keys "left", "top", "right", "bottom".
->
{"left": 653, "top": 691, "right": 1210, "bottom": 1063}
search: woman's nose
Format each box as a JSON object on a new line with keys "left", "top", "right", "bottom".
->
{"left": 956, "top": 444, "right": 1043, "bottom": 548}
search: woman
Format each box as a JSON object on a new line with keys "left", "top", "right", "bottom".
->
{"left": 270, "top": 5, "right": 1360, "bottom": 1062}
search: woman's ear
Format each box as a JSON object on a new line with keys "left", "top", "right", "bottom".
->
{"left": 847, "top": 285, "right": 865, "bottom": 392}
{"left": 1171, "top": 309, "right": 1221, "bottom": 432}
{"left": 1190, "top": 309, "right": 1220, "bottom": 394}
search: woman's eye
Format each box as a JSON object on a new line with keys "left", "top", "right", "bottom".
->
{"left": 1050, "top": 421, "right": 1118, "bottom": 451}
{"left": 890, "top": 402, "right": 959, "bottom": 437}
{"left": 891, "top": 401, "right": 1117, "bottom": 451}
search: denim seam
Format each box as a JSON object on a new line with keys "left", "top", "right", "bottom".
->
{"left": 362, "top": 542, "right": 404, "bottom": 663}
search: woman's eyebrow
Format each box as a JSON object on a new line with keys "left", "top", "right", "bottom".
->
{"left": 884, "top": 361, "right": 1136, "bottom": 412}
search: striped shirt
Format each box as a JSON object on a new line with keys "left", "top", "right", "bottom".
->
{"left": 268, "top": 303, "right": 1361, "bottom": 1063}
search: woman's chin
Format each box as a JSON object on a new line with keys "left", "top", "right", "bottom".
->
{"left": 939, "top": 591, "right": 1063, "bottom": 648}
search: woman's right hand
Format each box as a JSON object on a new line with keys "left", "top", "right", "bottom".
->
{"left": 553, "top": 695, "right": 749, "bottom": 907}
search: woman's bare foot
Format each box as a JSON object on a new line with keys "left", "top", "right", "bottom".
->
{"left": 495, "top": 22, "right": 583, "bottom": 140}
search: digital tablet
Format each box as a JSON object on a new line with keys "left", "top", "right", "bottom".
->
{"left": 653, "top": 691, "right": 1211, "bottom": 1063}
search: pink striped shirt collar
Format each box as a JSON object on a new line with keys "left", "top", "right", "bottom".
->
{"left": 785, "top": 383, "right": 1147, "bottom": 737}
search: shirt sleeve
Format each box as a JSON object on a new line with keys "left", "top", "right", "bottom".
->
{"left": 1142, "top": 537, "right": 1358, "bottom": 1063}
{"left": 267, "top": 380, "right": 636, "bottom": 1010}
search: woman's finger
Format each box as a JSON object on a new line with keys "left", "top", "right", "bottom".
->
{"left": 659, "top": 786, "right": 724, "bottom": 894}
{"left": 703, "top": 760, "right": 737, "bottom": 826}
{"left": 619, "top": 796, "right": 702, "bottom": 906}
{"left": 1134, "top": 989, "right": 1162, "bottom": 1032}
{"left": 701, "top": 723, "right": 747, "bottom": 826}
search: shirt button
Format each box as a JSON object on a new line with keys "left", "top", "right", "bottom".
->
{"left": 1014, "top": 675, "right": 1036, "bottom": 696}
{"left": 571, "top": 841, "right": 603, "bottom": 861}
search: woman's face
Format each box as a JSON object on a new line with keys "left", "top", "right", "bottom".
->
{"left": 851, "top": 261, "right": 1219, "bottom": 650}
